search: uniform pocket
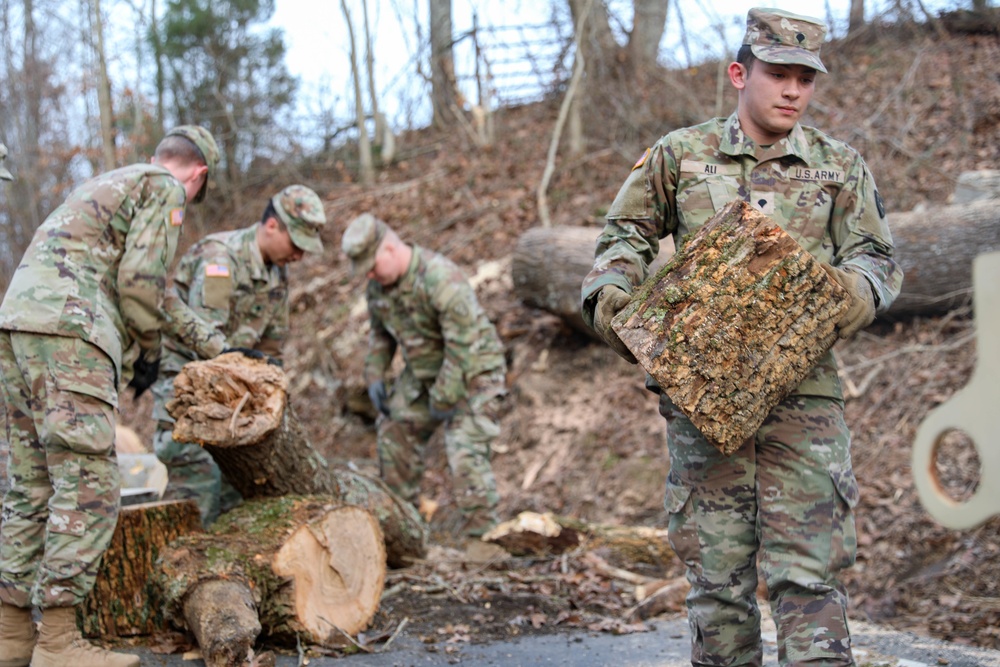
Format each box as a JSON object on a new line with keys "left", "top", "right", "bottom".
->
{"left": 827, "top": 466, "right": 860, "bottom": 575}
{"left": 41, "top": 378, "right": 116, "bottom": 457}
{"left": 663, "top": 473, "right": 700, "bottom": 568}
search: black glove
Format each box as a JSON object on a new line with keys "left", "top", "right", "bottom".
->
{"left": 129, "top": 356, "right": 160, "bottom": 398}
{"left": 430, "top": 404, "right": 458, "bottom": 422}
{"left": 592, "top": 286, "right": 638, "bottom": 364}
{"left": 367, "top": 380, "right": 390, "bottom": 416}
{"left": 223, "top": 347, "right": 281, "bottom": 366}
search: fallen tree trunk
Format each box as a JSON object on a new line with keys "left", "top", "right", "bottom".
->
{"left": 887, "top": 199, "right": 1000, "bottom": 317}
{"left": 511, "top": 198, "right": 1000, "bottom": 326}
{"left": 613, "top": 200, "right": 848, "bottom": 455}
{"left": 80, "top": 500, "right": 202, "bottom": 638}
{"left": 512, "top": 226, "right": 676, "bottom": 336}
{"left": 157, "top": 497, "right": 386, "bottom": 662}
{"left": 167, "top": 352, "right": 426, "bottom": 567}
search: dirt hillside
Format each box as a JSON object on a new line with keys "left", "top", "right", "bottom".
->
{"left": 120, "top": 19, "right": 1000, "bottom": 652}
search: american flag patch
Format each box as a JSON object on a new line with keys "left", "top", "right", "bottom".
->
{"left": 169, "top": 208, "right": 184, "bottom": 226}
{"left": 205, "top": 264, "right": 230, "bottom": 278}
{"left": 632, "top": 147, "right": 651, "bottom": 171}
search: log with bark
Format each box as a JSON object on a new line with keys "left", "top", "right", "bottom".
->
{"left": 484, "top": 511, "right": 676, "bottom": 576}
{"left": 156, "top": 496, "right": 386, "bottom": 664}
{"left": 166, "top": 352, "right": 426, "bottom": 567}
{"left": 511, "top": 225, "right": 674, "bottom": 336}
{"left": 510, "top": 190, "right": 1000, "bottom": 325}
{"left": 80, "top": 499, "right": 202, "bottom": 638}
{"left": 612, "top": 200, "right": 849, "bottom": 455}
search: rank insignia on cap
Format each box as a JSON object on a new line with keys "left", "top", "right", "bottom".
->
{"left": 632, "top": 148, "right": 651, "bottom": 171}
{"left": 169, "top": 208, "right": 184, "bottom": 226}
{"left": 205, "top": 263, "right": 231, "bottom": 278}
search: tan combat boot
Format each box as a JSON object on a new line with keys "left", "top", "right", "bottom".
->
{"left": 0, "top": 600, "right": 36, "bottom": 667}
{"left": 30, "top": 606, "right": 139, "bottom": 667}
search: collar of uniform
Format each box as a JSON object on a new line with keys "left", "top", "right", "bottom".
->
{"left": 395, "top": 245, "right": 422, "bottom": 293}
{"left": 720, "top": 113, "right": 811, "bottom": 165}
{"left": 240, "top": 223, "right": 269, "bottom": 282}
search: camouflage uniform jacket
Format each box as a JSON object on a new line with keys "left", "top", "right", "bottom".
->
{"left": 161, "top": 224, "right": 288, "bottom": 373}
{"left": 581, "top": 113, "right": 903, "bottom": 399}
{"left": 0, "top": 164, "right": 186, "bottom": 387}
{"left": 364, "top": 246, "right": 506, "bottom": 410}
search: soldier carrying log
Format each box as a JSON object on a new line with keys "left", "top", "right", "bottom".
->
{"left": 151, "top": 184, "right": 327, "bottom": 526}
{"left": 581, "top": 9, "right": 903, "bottom": 667}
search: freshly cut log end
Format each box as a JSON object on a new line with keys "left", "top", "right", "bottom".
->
{"left": 271, "top": 505, "right": 386, "bottom": 644}
{"left": 167, "top": 352, "right": 288, "bottom": 447}
{"left": 613, "top": 199, "right": 849, "bottom": 455}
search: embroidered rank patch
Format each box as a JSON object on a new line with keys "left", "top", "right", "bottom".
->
{"left": 169, "top": 208, "right": 184, "bottom": 226}
{"left": 205, "top": 263, "right": 231, "bottom": 278}
{"left": 632, "top": 148, "right": 651, "bottom": 171}
{"left": 791, "top": 167, "right": 845, "bottom": 184}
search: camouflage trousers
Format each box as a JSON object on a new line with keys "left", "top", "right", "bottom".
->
{"left": 150, "top": 372, "right": 242, "bottom": 526}
{"left": 0, "top": 331, "right": 120, "bottom": 608}
{"left": 378, "top": 366, "right": 505, "bottom": 536}
{"left": 660, "top": 392, "right": 858, "bottom": 667}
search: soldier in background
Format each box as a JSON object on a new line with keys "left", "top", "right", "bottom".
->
{"left": 152, "top": 184, "right": 327, "bottom": 525}
{"left": 0, "top": 125, "right": 219, "bottom": 667}
{"left": 342, "top": 214, "right": 507, "bottom": 539}
{"left": 581, "top": 9, "right": 902, "bottom": 666}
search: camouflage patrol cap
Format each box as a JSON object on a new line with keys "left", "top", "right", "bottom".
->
{"left": 164, "top": 125, "right": 220, "bottom": 203}
{"left": 744, "top": 7, "right": 828, "bottom": 74}
{"left": 341, "top": 213, "right": 387, "bottom": 276}
{"left": 272, "top": 184, "right": 327, "bottom": 254}
{"left": 0, "top": 143, "right": 12, "bottom": 181}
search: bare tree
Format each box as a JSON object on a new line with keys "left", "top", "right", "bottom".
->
{"left": 91, "top": 0, "right": 117, "bottom": 170}
{"left": 341, "top": 0, "right": 375, "bottom": 186}
{"left": 629, "top": 0, "right": 670, "bottom": 72}
{"left": 849, "top": 0, "right": 866, "bottom": 35}
{"left": 429, "top": 0, "right": 459, "bottom": 128}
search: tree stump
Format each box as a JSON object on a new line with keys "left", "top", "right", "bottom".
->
{"left": 79, "top": 499, "right": 202, "bottom": 638}
{"left": 157, "top": 496, "right": 386, "bottom": 660}
{"left": 166, "top": 353, "right": 426, "bottom": 567}
{"left": 613, "top": 199, "right": 849, "bottom": 455}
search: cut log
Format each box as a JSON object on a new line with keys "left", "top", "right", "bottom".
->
{"left": 511, "top": 225, "right": 674, "bottom": 336}
{"left": 483, "top": 511, "right": 678, "bottom": 577}
{"left": 166, "top": 353, "right": 426, "bottom": 567}
{"left": 612, "top": 199, "right": 849, "bottom": 455}
{"left": 80, "top": 499, "right": 202, "bottom": 638}
{"left": 482, "top": 511, "right": 582, "bottom": 556}
{"left": 157, "top": 497, "right": 386, "bottom": 655}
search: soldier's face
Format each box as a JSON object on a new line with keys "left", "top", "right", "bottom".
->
{"left": 730, "top": 61, "right": 816, "bottom": 144}
{"left": 260, "top": 218, "right": 305, "bottom": 266}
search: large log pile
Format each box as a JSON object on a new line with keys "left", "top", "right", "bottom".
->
{"left": 612, "top": 200, "right": 849, "bottom": 454}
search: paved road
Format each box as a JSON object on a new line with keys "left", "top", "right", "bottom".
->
{"left": 121, "top": 615, "right": 1000, "bottom": 667}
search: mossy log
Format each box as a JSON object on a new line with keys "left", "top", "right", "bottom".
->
{"left": 613, "top": 200, "right": 849, "bottom": 455}
{"left": 156, "top": 496, "right": 386, "bottom": 659}
{"left": 166, "top": 353, "right": 426, "bottom": 567}
{"left": 80, "top": 499, "right": 202, "bottom": 638}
